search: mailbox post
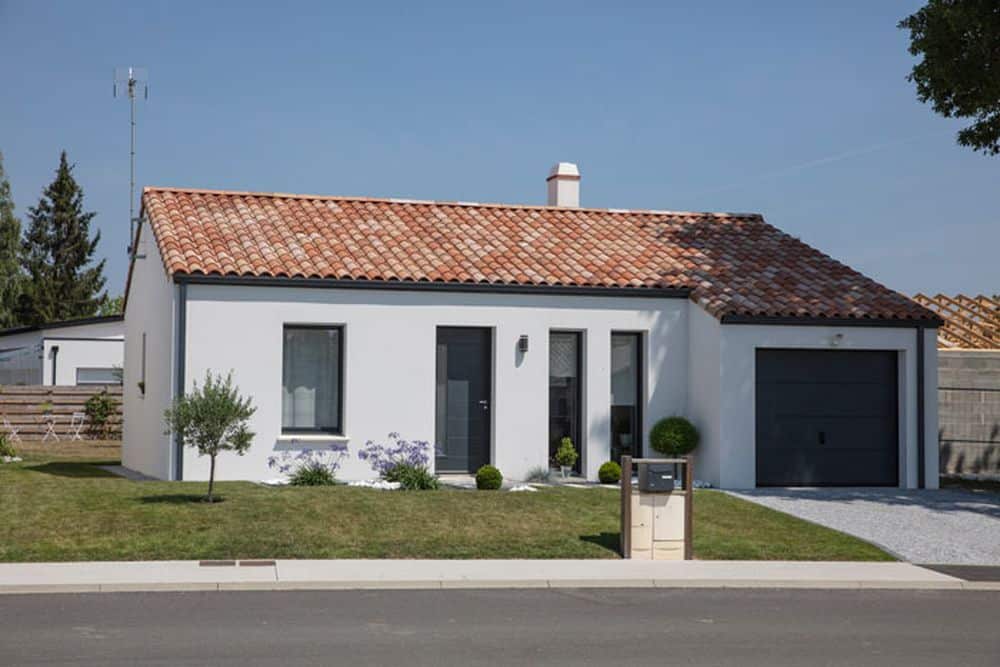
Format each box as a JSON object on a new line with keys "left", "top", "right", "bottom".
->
{"left": 620, "top": 456, "right": 693, "bottom": 560}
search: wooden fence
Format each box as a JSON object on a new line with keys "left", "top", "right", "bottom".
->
{"left": 0, "top": 385, "right": 122, "bottom": 440}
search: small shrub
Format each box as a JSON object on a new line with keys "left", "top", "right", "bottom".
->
{"left": 554, "top": 437, "right": 579, "bottom": 468}
{"left": 0, "top": 434, "right": 16, "bottom": 458}
{"left": 85, "top": 389, "right": 119, "bottom": 439}
{"left": 524, "top": 465, "right": 551, "bottom": 483}
{"left": 475, "top": 464, "right": 503, "bottom": 490}
{"left": 269, "top": 445, "right": 346, "bottom": 486}
{"left": 289, "top": 460, "right": 337, "bottom": 486}
{"left": 358, "top": 432, "right": 431, "bottom": 476}
{"left": 385, "top": 463, "right": 439, "bottom": 490}
{"left": 650, "top": 416, "right": 700, "bottom": 456}
{"left": 358, "top": 433, "right": 438, "bottom": 490}
{"left": 598, "top": 461, "right": 622, "bottom": 484}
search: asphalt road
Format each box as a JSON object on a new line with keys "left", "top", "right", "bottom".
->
{"left": 1, "top": 588, "right": 998, "bottom": 666}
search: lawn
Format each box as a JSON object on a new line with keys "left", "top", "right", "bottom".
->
{"left": 0, "top": 443, "right": 893, "bottom": 562}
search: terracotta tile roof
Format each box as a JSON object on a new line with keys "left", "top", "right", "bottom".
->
{"left": 141, "top": 187, "right": 939, "bottom": 322}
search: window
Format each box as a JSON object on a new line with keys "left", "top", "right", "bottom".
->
{"left": 139, "top": 333, "right": 146, "bottom": 396}
{"left": 76, "top": 367, "right": 122, "bottom": 385}
{"left": 282, "top": 325, "right": 343, "bottom": 434}
{"left": 610, "top": 332, "right": 642, "bottom": 462}
{"left": 549, "top": 331, "right": 582, "bottom": 471}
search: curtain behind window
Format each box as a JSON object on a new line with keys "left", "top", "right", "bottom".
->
{"left": 282, "top": 328, "right": 340, "bottom": 431}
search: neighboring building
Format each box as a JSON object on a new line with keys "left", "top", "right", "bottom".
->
{"left": 913, "top": 294, "right": 999, "bottom": 478}
{"left": 0, "top": 315, "right": 124, "bottom": 386}
{"left": 122, "top": 164, "right": 941, "bottom": 489}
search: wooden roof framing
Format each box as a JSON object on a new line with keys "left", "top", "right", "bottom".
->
{"left": 912, "top": 293, "right": 999, "bottom": 349}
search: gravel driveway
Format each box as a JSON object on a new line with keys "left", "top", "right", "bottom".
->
{"left": 727, "top": 488, "right": 1000, "bottom": 565}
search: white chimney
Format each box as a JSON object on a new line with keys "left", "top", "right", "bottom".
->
{"left": 546, "top": 162, "right": 580, "bottom": 207}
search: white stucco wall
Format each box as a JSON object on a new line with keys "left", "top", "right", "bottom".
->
{"left": 179, "top": 285, "right": 690, "bottom": 482}
{"left": 121, "top": 263, "right": 939, "bottom": 489}
{"left": 686, "top": 305, "right": 722, "bottom": 486}
{"left": 121, "top": 223, "right": 176, "bottom": 479}
{"left": 686, "top": 321, "right": 938, "bottom": 489}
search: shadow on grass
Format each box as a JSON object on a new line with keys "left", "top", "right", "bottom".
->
{"left": 139, "top": 494, "right": 225, "bottom": 505}
{"left": 25, "top": 462, "right": 119, "bottom": 478}
{"left": 579, "top": 532, "right": 621, "bottom": 555}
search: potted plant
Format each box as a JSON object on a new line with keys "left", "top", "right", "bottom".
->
{"left": 39, "top": 400, "right": 54, "bottom": 415}
{"left": 554, "top": 437, "right": 578, "bottom": 478}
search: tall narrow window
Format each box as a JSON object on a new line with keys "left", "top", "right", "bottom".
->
{"left": 282, "top": 326, "right": 343, "bottom": 434}
{"left": 139, "top": 332, "right": 147, "bottom": 395}
{"left": 549, "top": 331, "right": 582, "bottom": 471}
{"left": 610, "top": 332, "right": 642, "bottom": 462}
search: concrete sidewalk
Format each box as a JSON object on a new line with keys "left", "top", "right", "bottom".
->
{"left": 1, "top": 559, "right": 996, "bottom": 594}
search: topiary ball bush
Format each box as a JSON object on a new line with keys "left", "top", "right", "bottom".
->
{"left": 475, "top": 464, "right": 503, "bottom": 490}
{"left": 649, "top": 416, "right": 700, "bottom": 456}
{"left": 598, "top": 461, "right": 621, "bottom": 484}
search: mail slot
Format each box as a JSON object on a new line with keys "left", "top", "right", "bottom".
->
{"left": 638, "top": 462, "right": 680, "bottom": 492}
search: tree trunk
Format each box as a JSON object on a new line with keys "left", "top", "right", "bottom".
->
{"left": 206, "top": 455, "right": 216, "bottom": 503}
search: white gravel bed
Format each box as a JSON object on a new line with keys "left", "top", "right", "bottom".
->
{"left": 727, "top": 488, "right": 1000, "bottom": 565}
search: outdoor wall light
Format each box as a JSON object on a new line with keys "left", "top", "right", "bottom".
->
{"left": 830, "top": 333, "right": 844, "bottom": 347}
{"left": 518, "top": 335, "right": 529, "bottom": 353}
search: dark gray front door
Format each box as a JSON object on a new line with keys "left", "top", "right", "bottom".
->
{"left": 435, "top": 327, "right": 492, "bottom": 473}
{"left": 756, "top": 349, "right": 898, "bottom": 487}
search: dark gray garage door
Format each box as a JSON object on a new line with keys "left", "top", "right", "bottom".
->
{"left": 756, "top": 349, "right": 898, "bottom": 487}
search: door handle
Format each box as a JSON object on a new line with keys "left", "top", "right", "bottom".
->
{"left": 818, "top": 431, "right": 826, "bottom": 445}
{"left": 478, "top": 400, "right": 489, "bottom": 411}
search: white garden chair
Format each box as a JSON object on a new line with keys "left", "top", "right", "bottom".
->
{"left": 2, "top": 416, "right": 21, "bottom": 445}
{"left": 41, "top": 414, "right": 59, "bottom": 443}
{"left": 69, "top": 412, "right": 86, "bottom": 441}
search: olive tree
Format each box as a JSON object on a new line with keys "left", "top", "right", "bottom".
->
{"left": 164, "top": 371, "right": 256, "bottom": 502}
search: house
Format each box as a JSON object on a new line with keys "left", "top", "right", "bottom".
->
{"left": 0, "top": 315, "right": 124, "bottom": 386}
{"left": 122, "top": 163, "right": 942, "bottom": 489}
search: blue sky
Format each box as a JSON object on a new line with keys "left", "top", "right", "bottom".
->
{"left": 1, "top": 0, "right": 997, "bottom": 296}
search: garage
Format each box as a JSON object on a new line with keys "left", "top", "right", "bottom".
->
{"left": 755, "top": 349, "right": 899, "bottom": 487}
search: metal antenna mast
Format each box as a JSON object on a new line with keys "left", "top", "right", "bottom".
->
{"left": 114, "top": 67, "right": 148, "bottom": 255}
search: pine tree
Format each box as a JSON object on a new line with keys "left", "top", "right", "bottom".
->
{"left": 17, "top": 151, "right": 107, "bottom": 325}
{"left": 0, "top": 152, "right": 23, "bottom": 329}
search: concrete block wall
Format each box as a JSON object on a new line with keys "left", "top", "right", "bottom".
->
{"left": 938, "top": 351, "right": 1000, "bottom": 477}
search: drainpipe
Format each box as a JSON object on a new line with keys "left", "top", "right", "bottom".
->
{"left": 173, "top": 283, "right": 187, "bottom": 481}
{"left": 916, "top": 325, "right": 925, "bottom": 489}
{"left": 50, "top": 345, "right": 59, "bottom": 385}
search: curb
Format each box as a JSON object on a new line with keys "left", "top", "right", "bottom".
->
{"left": 1, "top": 578, "right": 996, "bottom": 595}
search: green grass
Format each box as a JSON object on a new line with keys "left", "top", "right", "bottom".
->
{"left": 0, "top": 446, "right": 893, "bottom": 562}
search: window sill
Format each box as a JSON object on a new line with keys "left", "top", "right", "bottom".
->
{"left": 277, "top": 433, "right": 349, "bottom": 443}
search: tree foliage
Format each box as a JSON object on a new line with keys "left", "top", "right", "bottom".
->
{"left": 84, "top": 389, "right": 120, "bottom": 439}
{"left": 0, "top": 152, "right": 22, "bottom": 328}
{"left": 98, "top": 295, "right": 124, "bottom": 316}
{"left": 163, "top": 371, "right": 256, "bottom": 502}
{"left": 650, "top": 417, "right": 700, "bottom": 456}
{"left": 17, "top": 151, "right": 107, "bottom": 326}
{"left": 899, "top": 1, "right": 1000, "bottom": 155}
